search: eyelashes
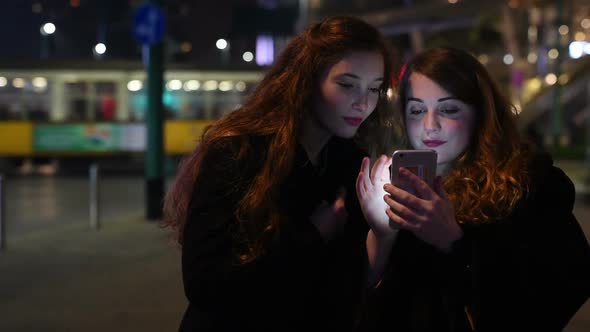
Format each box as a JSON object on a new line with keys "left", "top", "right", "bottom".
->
{"left": 406, "top": 107, "right": 461, "bottom": 116}
{"left": 439, "top": 108, "right": 459, "bottom": 114}
{"left": 337, "top": 82, "right": 381, "bottom": 94}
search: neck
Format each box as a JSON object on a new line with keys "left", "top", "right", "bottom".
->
{"left": 299, "top": 113, "right": 332, "bottom": 165}
{"left": 437, "top": 162, "right": 452, "bottom": 176}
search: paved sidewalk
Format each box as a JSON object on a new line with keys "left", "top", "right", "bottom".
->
{"left": 0, "top": 214, "right": 186, "bottom": 332}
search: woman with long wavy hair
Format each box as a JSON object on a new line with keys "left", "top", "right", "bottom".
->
{"left": 163, "top": 16, "right": 393, "bottom": 331}
{"left": 357, "top": 47, "right": 590, "bottom": 331}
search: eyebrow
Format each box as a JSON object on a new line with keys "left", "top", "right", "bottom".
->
{"left": 337, "top": 73, "right": 384, "bottom": 82}
{"left": 407, "top": 96, "right": 458, "bottom": 102}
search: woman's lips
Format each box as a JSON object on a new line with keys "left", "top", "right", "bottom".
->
{"left": 423, "top": 140, "right": 446, "bottom": 147}
{"left": 343, "top": 117, "right": 363, "bottom": 126}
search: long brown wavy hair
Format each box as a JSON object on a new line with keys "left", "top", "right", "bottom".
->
{"left": 397, "top": 47, "right": 532, "bottom": 224}
{"left": 163, "top": 16, "right": 393, "bottom": 261}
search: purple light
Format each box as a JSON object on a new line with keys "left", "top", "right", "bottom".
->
{"left": 256, "top": 35, "right": 274, "bottom": 66}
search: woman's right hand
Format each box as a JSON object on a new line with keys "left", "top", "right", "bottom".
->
{"left": 310, "top": 188, "right": 348, "bottom": 242}
{"left": 356, "top": 155, "right": 397, "bottom": 239}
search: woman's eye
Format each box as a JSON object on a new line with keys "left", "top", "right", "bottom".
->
{"left": 439, "top": 108, "right": 459, "bottom": 114}
{"left": 337, "top": 82, "right": 353, "bottom": 89}
{"left": 408, "top": 108, "right": 424, "bottom": 115}
{"left": 369, "top": 87, "right": 381, "bottom": 94}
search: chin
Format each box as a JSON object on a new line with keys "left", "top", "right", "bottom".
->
{"left": 335, "top": 130, "right": 357, "bottom": 139}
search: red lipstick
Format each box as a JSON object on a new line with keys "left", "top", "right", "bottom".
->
{"left": 343, "top": 117, "right": 363, "bottom": 126}
{"left": 423, "top": 140, "right": 446, "bottom": 147}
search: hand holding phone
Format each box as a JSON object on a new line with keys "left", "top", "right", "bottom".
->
{"left": 390, "top": 150, "right": 437, "bottom": 195}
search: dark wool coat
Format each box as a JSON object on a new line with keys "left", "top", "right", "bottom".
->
{"left": 179, "top": 135, "right": 369, "bottom": 332}
{"left": 364, "top": 153, "right": 590, "bottom": 332}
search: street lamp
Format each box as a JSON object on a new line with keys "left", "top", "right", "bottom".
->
{"left": 216, "top": 39, "right": 229, "bottom": 64}
{"left": 216, "top": 39, "right": 228, "bottom": 50}
{"left": 40, "top": 22, "right": 55, "bottom": 35}
{"left": 40, "top": 23, "right": 56, "bottom": 58}
{"left": 94, "top": 43, "right": 106, "bottom": 56}
{"left": 242, "top": 51, "right": 254, "bottom": 62}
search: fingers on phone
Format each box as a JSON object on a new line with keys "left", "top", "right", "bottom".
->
{"left": 399, "top": 167, "right": 433, "bottom": 199}
{"left": 386, "top": 208, "right": 418, "bottom": 231}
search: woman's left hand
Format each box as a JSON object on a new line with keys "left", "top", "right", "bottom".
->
{"left": 383, "top": 167, "right": 463, "bottom": 252}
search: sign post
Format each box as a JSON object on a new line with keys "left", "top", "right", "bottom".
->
{"left": 133, "top": 1, "right": 165, "bottom": 221}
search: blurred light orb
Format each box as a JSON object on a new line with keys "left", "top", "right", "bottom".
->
{"left": 94, "top": 43, "right": 106, "bottom": 55}
{"left": 242, "top": 51, "right": 254, "bottom": 62}
{"left": 12, "top": 78, "right": 26, "bottom": 88}
{"left": 219, "top": 81, "right": 233, "bottom": 91}
{"left": 203, "top": 80, "right": 218, "bottom": 91}
{"left": 166, "top": 80, "right": 182, "bottom": 91}
{"left": 569, "top": 41, "right": 586, "bottom": 59}
{"left": 32, "top": 77, "right": 47, "bottom": 89}
{"left": 127, "top": 80, "right": 142, "bottom": 92}
{"left": 235, "top": 81, "right": 246, "bottom": 92}
{"left": 544, "top": 73, "right": 557, "bottom": 85}
{"left": 478, "top": 54, "right": 489, "bottom": 65}
{"left": 527, "top": 52, "right": 538, "bottom": 63}
{"left": 216, "top": 39, "right": 228, "bottom": 50}
{"left": 180, "top": 42, "right": 192, "bottom": 53}
{"left": 558, "top": 25, "right": 569, "bottom": 35}
{"left": 386, "top": 88, "right": 394, "bottom": 99}
{"left": 183, "top": 80, "right": 200, "bottom": 91}
{"left": 558, "top": 74, "right": 569, "bottom": 85}
{"left": 41, "top": 22, "right": 55, "bottom": 35}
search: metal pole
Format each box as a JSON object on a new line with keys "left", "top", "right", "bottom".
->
{"left": 90, "top": 164, "right": 100, "bottom": 230}
{"left": 0, "top": 175, "right": 5, "bottom": 251}
{"left": 145, "top": 0, "right": 165, "bottom": 221}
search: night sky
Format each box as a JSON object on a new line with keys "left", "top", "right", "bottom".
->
{"left": 0, "top": 0, "right": 295, "bottom": 63}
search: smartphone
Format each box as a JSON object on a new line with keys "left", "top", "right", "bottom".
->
{"left": 390, "top": 149, "right": 437, "bottom": 189}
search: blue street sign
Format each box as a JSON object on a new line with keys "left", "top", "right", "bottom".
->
{"left": 133, "top": 4, "right": 166, "bottom": 46}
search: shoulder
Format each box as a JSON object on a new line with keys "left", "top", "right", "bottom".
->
{"left": 197, "top": 134, "right": 271, "bottom": 181}
{"left": 204, "top": 134, "right": 270, "bottom": 164}
{"left": 525, "top": 151, "right": 575, "bottom": 211}
{"left": 327, "top": 137, "right": 367, "bottom": 165}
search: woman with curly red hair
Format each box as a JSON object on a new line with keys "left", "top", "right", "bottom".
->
{"left": 358, "top": 47, "right": 590, "bottom": 331}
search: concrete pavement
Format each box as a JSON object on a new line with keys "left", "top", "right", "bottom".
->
{"left": 0, "top": 213, "right": 186, "bottom": 332}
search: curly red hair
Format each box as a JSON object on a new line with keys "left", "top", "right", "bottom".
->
{"left": 397, "top": 47, "right": 532, "bottom": 224}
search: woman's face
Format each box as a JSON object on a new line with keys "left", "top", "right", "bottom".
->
{"left": 405, "top": 72, "right": 476, "bottom": 172}
{"left": 313, "top": 50, "right": 384, "bottom": 138}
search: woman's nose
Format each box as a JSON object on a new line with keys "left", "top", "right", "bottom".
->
{"left": 423, "top": 111, "right": 440, "bottom": 132}
{"left": 352, "top": 92, "right": 369, "bottom": 112}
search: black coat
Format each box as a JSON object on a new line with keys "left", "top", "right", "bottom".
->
{"left": 365, "top": 154, "right": 590, "bottom": 332}
{"left": 179, "top": 135, "right": 369, "bottom": 331}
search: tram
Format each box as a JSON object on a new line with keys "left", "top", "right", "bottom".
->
{"left": 0, "top": 60, "right": 263, "bottom": 174}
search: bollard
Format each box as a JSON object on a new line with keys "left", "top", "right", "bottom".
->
{"left": 89, "top": 164, "right": 100, "bottom": 230}
{"left": 0, "top": 174, "right": 5, "bottom": 250}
